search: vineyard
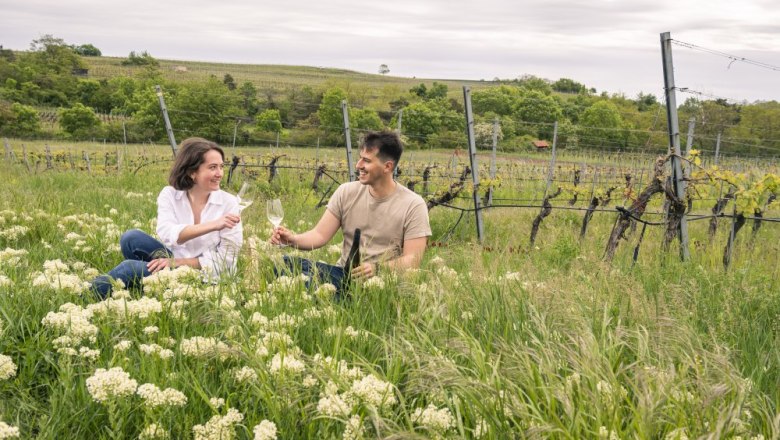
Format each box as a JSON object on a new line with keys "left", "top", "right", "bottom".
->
{"left": 0, "top": 137, "right": 778, "bottom": 438}
{"left": 1, "top": 33, "right": 780, "bottom": 439}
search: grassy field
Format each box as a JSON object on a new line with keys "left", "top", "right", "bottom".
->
{"left": 0, "top": 145, "right": 778, "bottom": 439}
{"left": 82, "top": 56, "right": 496, "bottom": 107}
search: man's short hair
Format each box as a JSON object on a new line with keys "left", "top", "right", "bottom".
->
{"left": 360, "top": 130, "right": 402, "bottom": 169}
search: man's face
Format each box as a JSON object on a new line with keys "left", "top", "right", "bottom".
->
{"left": 356, "top": 147, "right": 391, "bottom": 185}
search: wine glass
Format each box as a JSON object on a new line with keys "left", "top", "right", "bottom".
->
{"left": 236, "top": 182, "right": 253, "bottom": 212}
{"left": 266, "top": 199, "right": 284, "bottom": 229}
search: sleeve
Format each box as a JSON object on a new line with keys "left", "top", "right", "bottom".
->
{"left": 404, "top": 198, "right": 432, "bottom": 240}
{"left": 156, "top": 187, "right": 189, "bottom": 247}
{"left": 325, "top": 183, "right": 346, "bottom": 221}
{"left": 198, "top": 194, "right": 243, "bottom": 279}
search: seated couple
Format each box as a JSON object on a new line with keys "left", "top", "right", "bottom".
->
{"left": 91, "top": 132, "right": 431, "bottom": 299}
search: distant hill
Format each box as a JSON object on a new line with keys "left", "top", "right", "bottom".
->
{"left": 82, "top": 56, "right": 498, "bottom": 105}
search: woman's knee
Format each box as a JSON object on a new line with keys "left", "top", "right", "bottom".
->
{"left": 120, "top": 229, "right": 145, "bottom": 248}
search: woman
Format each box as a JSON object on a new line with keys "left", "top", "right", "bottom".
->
{"left": 91, "top": 137, "right": 242, "bottom": 299}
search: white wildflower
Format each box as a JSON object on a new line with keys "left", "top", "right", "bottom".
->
{"left": 113, "top": 340, "right": 133, "bottom": 352}
{"left": 234, "top": 366, "right": 258, "bottom": 383}
{"left": 342, "top": 415, "right": 364, "bottom": 440}
{"left": 349, "top": 374, "right": 396, "bottom": 409}
{"left": 192, "top": 408, "right": 243, "bottom": 440}
{"left": 0, "top": 421, "right": 20, "bottom": 439}
{"left": 139, "top": 423, "right": 169, "bottom": 440}
{"left": 0, "top": 354, "right": 17, "bottom": 380}
{"left": 209, "top": 397, "right": 225, "bottom": 408}
{"left": 136, "top": 383, "right": 188, "bottom": 408}
{"left": 252, "top": 420, "right": 277, "bottom": 440}
{"left": 143, "top": 326, "right": 159, "bottom": 335}
{"left": 85, "top": 367, "right": 138, "bottom": 403}
{"left": 268, "top": 353, "right": 305, "bottom": 375}
{"left": 412, "top": 404, "right": 454, "bottom": 433}
{"left": 317, "top": 393, "right": 353, "bottom": 417}
{"left": 363, "top": 276, "right": 385, "bottom": 289}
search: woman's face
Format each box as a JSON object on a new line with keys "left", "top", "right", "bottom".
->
{"left": 190, "top": 150, "right": 224, "bottom": 192}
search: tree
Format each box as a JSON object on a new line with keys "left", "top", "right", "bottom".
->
{"left": 0, "top": 101, "right": 41, "bottom": 137}
{"left": 513, "top": 90, "right": 563, "bottom": 139}
{"left": 317, "top": 87, "right": 348, "bottom": 133}
{"left": 256, "top": 108, "right": 283, "bottom": 133}
{"left": 551, "top": 78, "right": 587, "bottom": 94}
{"left": 58, "top": 103, "right": 101, "bottom": 139}
{"left": 351, "top": 108, "right": 383, "bottom": 131}
{"left": 579, "top": 100, "right": 626, "bottom": 147}
{"left": 472, "top": 86, "right": 521, "bottom": 116}
{"left": 121, "top": 51, "right": 159, "bottom": 67}
{"left": 73, "top": 44, "right": 101, "bottom": 56}
{"left": 378, "top": 64, "right": 390, "bottom": 75}
{"left": 223, "top": 74, "right": 236, "bottom": 91}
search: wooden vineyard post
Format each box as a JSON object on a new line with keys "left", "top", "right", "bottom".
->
{"left": 530, "top": 121, "right": 559, "bottom": 247}
{"left": 83, "top": 151, "right": 92, "bottom": 175}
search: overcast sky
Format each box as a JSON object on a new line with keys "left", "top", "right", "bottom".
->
{"left": 2, "top": 0, "right": 779, "bottom": 102}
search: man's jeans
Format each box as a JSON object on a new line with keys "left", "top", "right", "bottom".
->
{"left": 91, "top": 229, "right": 172, "bottom": 299}
{"left": 281, "top": 255, "right": 346, "bottom": 300}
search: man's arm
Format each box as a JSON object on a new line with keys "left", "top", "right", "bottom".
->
{"left": 352, "top": 236, "right": 428, "bottom": 279}
{"left": 271, "top": 209, "right": 341, "bottom": 250}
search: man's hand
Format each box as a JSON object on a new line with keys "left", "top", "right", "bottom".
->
{"left": 351, "top": 262, "right": 377, "bottom": 280}
{"left": 270, "top": 226, "right": 295, "bottom": 246}
{"left": 211, "top": 214, "right": 241, "bottom": 232}
{"left": 147, "top": 257, "right": 172, "bottom": 274}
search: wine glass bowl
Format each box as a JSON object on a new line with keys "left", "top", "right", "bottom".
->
{"left": 266, "top": 199, "right": 284, "bottom": 228}
{"left": 236, "top": 182, "right": 253, "bottom": 212}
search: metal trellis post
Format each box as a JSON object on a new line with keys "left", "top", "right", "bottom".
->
{"left": 155, "top": 85, "right": 178, "bottom": 157}
{"left": 660, "top": 31, "right": 691, "bottom": 261}
{"left": 463, "top": 86, "right": 484, "bottom": 243}
{"left": 488, "top": 117, "right": 498, "bottom": 206}
{"left": 341, "top": 100, "right": 355, "bottom": 181}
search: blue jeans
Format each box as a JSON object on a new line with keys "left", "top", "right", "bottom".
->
{"left": 281, "top": 255, "right": 346, "bottom": 300}
{"left": 91, "top": 229, "right": 172, "bottom": 299}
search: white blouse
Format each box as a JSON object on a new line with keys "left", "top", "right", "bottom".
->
{"left": 156, "top": 186, "right": 243, "bottom": 278}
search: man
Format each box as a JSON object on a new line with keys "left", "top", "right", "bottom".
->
{"left": 270, "top": 130, "right": 431, "bottom": 292}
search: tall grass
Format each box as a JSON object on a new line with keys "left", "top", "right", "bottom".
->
{"left": 0, "top": 150, "right": 778, "bottom": 438}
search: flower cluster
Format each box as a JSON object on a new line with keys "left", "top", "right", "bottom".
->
{"left": 363, "top": 276, "right": 385, "bottom": 289}
{"left": 192, "top": 408, "right": 244, "bottom": 440}
{"left": 0, "top": 354, "right": 17, "bottom": 380}
{"left": 233, "top": 366, "right": 258, "bottom": 383}
{"left": 41, "top": 303, "right": 97, "bottom": 345}
{"left": 88, "top": 296, "right": 163, "bottom": 321}
{"left": 268, "top": 352, "right": 305, "bottom": 375}
{"left": 0, "top": 247, "right": 27, "bottom": 267}
{"left": 85, "top": 367, "right": 138, "bottom": 403}
{"left": 32, "top": 260, "right": 90, "bottom": 294}
{"left": 0, "top": 225, "right": 28, "bottom": 241}
{"left": 140, "top": 344, "right": 175, "bottom": 360}
{"left": 136, "top": 383, "right": 188, "bottom": 408}
{"left": 412, "top": 404, "right": 454, "bottom": 434}
{"left": 252, "top": 420, "right": 277, "bottom": 440}
{"left": 180, "top": 337, "right": 236, "bottom": 361}
{"left": 0, "top": 421, "right": 20, "bottom": 439}
{"left": 139, "top": 423, "right": 169, "bottom": 440}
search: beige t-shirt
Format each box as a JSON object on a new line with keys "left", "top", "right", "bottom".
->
{"left": 327, "top": 181, "right": 431, "bottom": 266}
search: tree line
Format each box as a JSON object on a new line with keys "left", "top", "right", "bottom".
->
{"left": 1, "top": 35, "right": 778, "bottom": 156}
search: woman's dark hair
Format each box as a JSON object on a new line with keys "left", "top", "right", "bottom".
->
{"left": 168, "top": 137, "right": 225, "bottom": 190}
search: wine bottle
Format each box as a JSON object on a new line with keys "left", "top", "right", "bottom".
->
{"left": 342, "top": 228, "right": 361, "bottom": 289}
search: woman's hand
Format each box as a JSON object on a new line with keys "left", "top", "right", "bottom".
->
{"left": 270, "top": 226, "right": 295, "bottom": 246}
{"left": 147, "top": 257, "right": 172, "bottom": 273}
{"left": 211, "top": 213, "right": 241, "bottom": 232}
